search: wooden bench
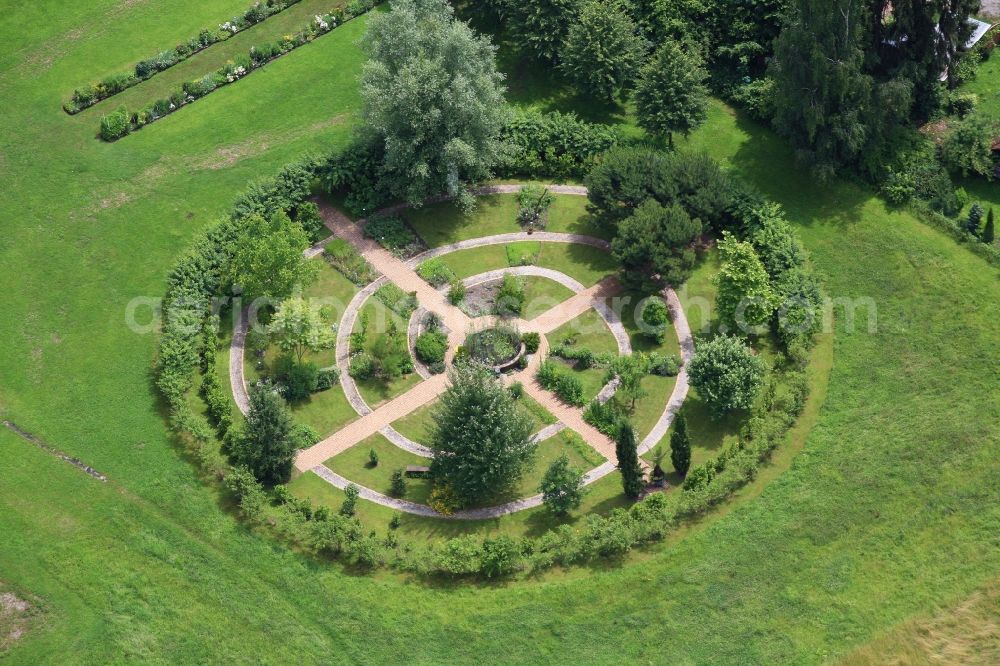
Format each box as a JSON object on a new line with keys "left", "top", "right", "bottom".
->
{"left": 404, "top": 465, "right": 431, "bottom": 478}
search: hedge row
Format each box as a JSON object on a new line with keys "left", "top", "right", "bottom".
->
{"left": 157, "top": 142, "right": 821, "bottom": 579}
{"left": 99, "top": 2, "right": 378, "bottom": 141}
{"left": 497, "top": 110, "right": 622, "bottom": 181}
{"left": 66, "top": 0, "right": 307, "bottom": 114}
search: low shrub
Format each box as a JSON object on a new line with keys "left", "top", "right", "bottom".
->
{"left": 537, "top": 360, "right": 585, "bottom": 406}
{"left": 447, "top": 279, "right": 466, "bottom": 305}
{"left": 583, "top": 399, "right": 624, "bottom": 436}
{"left": 285, "top": 361, "right": 319, "bottom": 401}
{"left": 374, "top": 283, "right": 417, "bottom": 318}
{"left": 415, "top": 330, "right": 448, "bottom": 364}
{"left": 315, "top": 367, "right": 340, "bottom": 391}
{"left": 648, "top": 352, "right": 681, "bottom": 377}
{"left": 323, "top": 238, "right": 377, "bottom": 285}
{"left": 365, "top": 214, "right": 422, "bottom": 257}
{"left": 99, "top": 106, "right": 130, "bottom": 141}
{"left": 521, "top": 332, "right": 540, "bottom": 354}
{"left": 340, "top": 484, "right": 359, "bottom": 516}
{"left": 390, "top": 470, "right": 407, "bottom": 498}
{"left": 349, "top": 352, "right": 375, "bottom": 379}
{"left": 495, "top": 274, "right": 525, "bottom": 317}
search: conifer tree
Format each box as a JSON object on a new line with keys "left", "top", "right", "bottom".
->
{"left": 670, "top": 412, "right": 691, "bottom": 477}
{"left": 615, "top": 420, "right": 645, "bottom": 499}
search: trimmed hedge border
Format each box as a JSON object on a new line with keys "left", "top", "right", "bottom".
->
{"left": 157, "top": 144, "right": 821, "bottom": 578}
{"left": 65, "top": 0, "right": 310, "bottom": 114}
{"left": 98, "top": 1, "right": 377, "bottom": 141}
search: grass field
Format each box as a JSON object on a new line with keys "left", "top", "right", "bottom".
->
{"left": 1, "top": 1, "right": 998, "bottom": 663}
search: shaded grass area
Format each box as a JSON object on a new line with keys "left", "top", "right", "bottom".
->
{"left": 406, "top": 193, "right": 609, "bottom": 244}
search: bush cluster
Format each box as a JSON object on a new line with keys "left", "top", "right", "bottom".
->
{"left": 497, "top": 110, "right": 622, "bottom": 180}
{"left": 65, "top": 1, "right": 304, "bottom": 113}
{"left": 364, "top": 214, "right": 423, "bottom": 257}
{"left": 415, "top": 330, "right": 448, "bottom": 365}
{"left": 374, "top": 283, "right": 418, "bottom": 318}
{"left": 536, "top": 360, "right": 585, "bottom": 406}
{"left": 323, "top": 239, "right": 378, "bottom": 286}
{"left": 416, "top": 258, "right": 456, "bottom": 287}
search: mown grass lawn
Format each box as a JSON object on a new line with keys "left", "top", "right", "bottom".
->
{"left": 292, "top": 427, "right": 619, "bottom": 538}
{"left": 322, "top": 427, "right": 604, "bottom": 511}
{"left": 434, "top": 242, "right": 617, "bottom": 286}
{"left": 2, "top": 1, "right": 999, "bottom": 663}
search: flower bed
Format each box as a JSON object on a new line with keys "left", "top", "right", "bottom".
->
{"left": 65, "top": 0, "right": 309, "bottom": 114}
{"left": 97, "top": 1, "right": 378, "bottom": 141}
{"left": 463, "top": 326, "right": 522, "bottom": 366}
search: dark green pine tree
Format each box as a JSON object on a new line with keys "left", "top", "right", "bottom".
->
{"left": 670, "top": 412, "right": 692, "bottom": 477}
{"left": 231, "top": 385, "right": 296, "bottom": 486}
{"left": 967, "top": 202, "right": 984, "bottom": 236}
{"left": 984, "top": 208, "right": 996, "bottom": 245}
{"left": 615, "top": 420, "right": 645, "bottom": 499}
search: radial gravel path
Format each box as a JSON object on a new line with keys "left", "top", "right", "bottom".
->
{"left": 231, "top": 184, "right": 693, "bottom": 519}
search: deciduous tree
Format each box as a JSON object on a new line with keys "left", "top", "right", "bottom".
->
{"left": 361, "top": 0, "right": 509, "bottom": 210}
{"left": 507, "top": 0, "right": 580, "bottom": 64}
{"left": 687, "top": 335, "right": 767, "bottom": 418}
{"left": 559, "top": 0, "right": 648, "bottom": 101}
{"left": 270, "top": 296, "right": 335, "bottom": 364}
{"left": 714, "top": 232, "right": 778, "bottom": 335}
{"left": 540, "top": 454, "right": 586, "bottom": 515}
{"left": 226, "top": 212, "right": 316, "bottom": 300}
{"left": 634, "top": 40, "right": 708, "bottom": 146}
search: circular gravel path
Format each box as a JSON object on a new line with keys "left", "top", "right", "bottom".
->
{"left": 231, "top": 185, "right": 694, "bottom": 519}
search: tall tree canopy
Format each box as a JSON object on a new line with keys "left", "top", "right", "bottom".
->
{"left": 714, "top": 232, "right": 778, "bottom": 335}
{"left": 226, "top": 212, "right": 316, "bottom": 300}
{"left": 429, "top": 364, "right": 535, "bottom": 505}
{"left": 361, "top": 0, "right": 509, "bottom": 210}
{"left": 270, "top": 297, "right": 335, "bottom": 364}
{"left": 507, "top": 0, "right": 580, "bottom": 64}
{"left": 634, "top": 40, "right": 709, "bottom": 145}
{"left": 230, "top": 386, "right": 297, "bottom": 485}
{"left": 559, "top": 1, "right": 648, "bottom": 101}
{"left": 771, "top": 0, "right": 978, "bottom": 178}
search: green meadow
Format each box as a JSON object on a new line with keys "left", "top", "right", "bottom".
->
{"left": 0, "top": 1, "right": 997, "bottom": 663}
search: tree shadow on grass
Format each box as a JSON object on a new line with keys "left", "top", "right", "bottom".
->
{"left": 724, "top": 110, "right": 874, "bottom": 230}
